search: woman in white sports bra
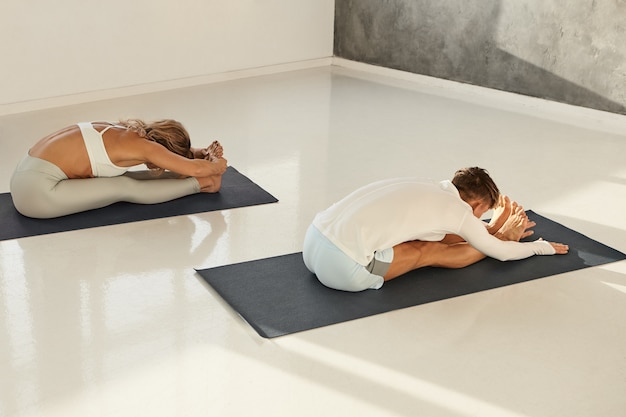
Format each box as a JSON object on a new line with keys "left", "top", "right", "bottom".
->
{"left": 10, "top": 119, "right": 228, "bottom": 218}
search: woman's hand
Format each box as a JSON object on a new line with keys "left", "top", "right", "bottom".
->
{"left": 211, "top": 157, "right": 228, "bottom": 174}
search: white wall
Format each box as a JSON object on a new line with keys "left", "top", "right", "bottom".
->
{"left": 0, "top": 0, "right": 334, "bottom": 113}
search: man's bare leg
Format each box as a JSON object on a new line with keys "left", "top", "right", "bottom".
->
{"left": 384, "top": 206, "right": 532, "bottom": 281}
{"left": 383, "top": 241, "right": 486, "bottom": 280}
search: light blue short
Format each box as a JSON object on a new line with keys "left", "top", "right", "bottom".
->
{"left": 302, "top": 225, "right": 393, "bottom": 292}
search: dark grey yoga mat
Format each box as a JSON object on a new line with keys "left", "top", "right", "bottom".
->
{"left": 197, "top": 211, "right": 626, "bottom": 338}
{"left": 0, "top": 166, "right": 277, "bottom": 241}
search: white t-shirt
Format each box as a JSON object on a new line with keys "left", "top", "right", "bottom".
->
{"left": 312, "top": 177, "right": 555, "bottom": 265}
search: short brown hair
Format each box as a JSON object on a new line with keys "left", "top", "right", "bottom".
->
{"left": 452, "top": 167, "right": 500, "bottom": 208}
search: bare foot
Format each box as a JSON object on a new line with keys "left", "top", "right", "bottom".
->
{"left": 511, "top": 205, "right": 536, "bottom": 240}
{"left": 488, "top": 195, "right": 512, "bottom": 233}
{"left": 196, "top": 175, "right": 222, "bottom": 193}
{"left": 205, "top": 140, "right": 223, "bottom": 161}
{"left": 495, "top": 206, "right": 529, "bottom": 241}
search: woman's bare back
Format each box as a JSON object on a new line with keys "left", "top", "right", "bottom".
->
{"left": 28, "top": 123, "right": 145, "bottom": 179}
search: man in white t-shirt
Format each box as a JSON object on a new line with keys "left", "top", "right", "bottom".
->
{"left": 303, "top": 167, "right": 568, "bottom": 292}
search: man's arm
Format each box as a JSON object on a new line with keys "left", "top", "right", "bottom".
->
{"left": 458, "top": 214, "right": 566, "bottom": 261}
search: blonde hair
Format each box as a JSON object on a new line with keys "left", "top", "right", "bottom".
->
{"left": 118, "top": 119, "right": 193, "bottom": 159}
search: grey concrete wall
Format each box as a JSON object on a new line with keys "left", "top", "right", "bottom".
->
{"left": 334, "top": 0, "right": 626, "bottom": 115}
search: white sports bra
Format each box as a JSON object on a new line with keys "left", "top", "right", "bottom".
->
{"left": 77, "top": 122, "right": 130, "bottom": 177}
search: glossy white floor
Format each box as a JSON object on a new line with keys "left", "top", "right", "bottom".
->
{"left": 1, "top": 63, "right": 625, "bottom": 417}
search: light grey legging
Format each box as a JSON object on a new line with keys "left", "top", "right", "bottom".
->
{"left": 10, "top": 156, "right": 200, "bottom": 219}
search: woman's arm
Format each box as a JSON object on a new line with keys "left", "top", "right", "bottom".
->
{"left": 141, "top": 140, "right": 227, "bottom": 177}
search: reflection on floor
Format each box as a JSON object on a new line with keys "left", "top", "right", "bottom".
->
{"left": 1, "top": 64, "right": 625, "bottom": 417}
